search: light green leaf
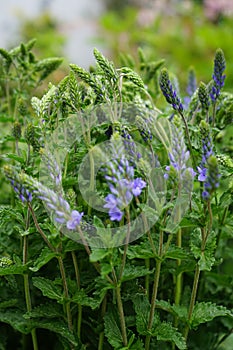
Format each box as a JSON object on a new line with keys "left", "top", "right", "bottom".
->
{"left": 153, "top": 322, "right": 187, "bottom": 349}
{"left": 121, "top": 265, "right": 153, "bottom": 282}
{"left": 127, "top": 240, "right": 156, "bottom": 259}
{"left": 191, "top": 302, "right": 232, "bottom": 329}
{"left": 190, "top": 229, "right": 216, "bottom": 271}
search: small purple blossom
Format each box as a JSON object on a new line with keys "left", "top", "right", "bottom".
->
{"left": 10, "top": 180, "right": 33, "bottom": 203}
{"left": 66, "top": 210, "right": 84, "bottom": 229}
{"left": 103, "top": 134, "right": 147, "bottom": 221}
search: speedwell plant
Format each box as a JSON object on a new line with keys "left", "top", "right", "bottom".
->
{"left": 0, "top": 41, "right": 233, "bottom": 349}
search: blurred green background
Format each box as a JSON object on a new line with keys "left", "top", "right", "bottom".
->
{"left": 2, "top": 0, "right": 233, "bottom": 93}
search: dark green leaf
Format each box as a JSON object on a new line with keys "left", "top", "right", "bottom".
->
{"left": 30, "top": 247, "right": 57, "bottom": 272}
{"left": 32, "top": 277, "right": 63, "bottom": 302}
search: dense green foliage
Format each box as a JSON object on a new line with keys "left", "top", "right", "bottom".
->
{"left": 0, "top": 38, "right": 233, "bottom": 350}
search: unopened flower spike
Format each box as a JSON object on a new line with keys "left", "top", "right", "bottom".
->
{"left": 40, "top": 149, "right": 62, "bottom": 188}
{"left": 164, "top": 115, "right": 196, "bottom": 182}
{"left": 184, "top": 67, "right": 197, "bottom": 108}
{"left": 136, "top": 115, "right": 153, "bottom": 143}
{"left": 4, "top": 165, "right": 83, "bottom": 230}
{"left": 202, "top": 155, "right": 220, "bottom": 200}
{"left": 159, "top": 68, "right": 184, "bottom": 113}
{"left": 197, "top": 120, "right": 214, "bottom": 182}
{"left": 210, "top": 48, "right": 226, "bottom": 103}
{"left": 198, "top": 82, "right": 210, "bottom": 114}
{"left": 12, "top": 121, "right": 22, "bottom": 140}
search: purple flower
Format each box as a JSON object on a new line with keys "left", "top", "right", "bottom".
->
{"left": 66, "top": 210, "right": 84, "bottom": 229}
{"left": 131, "top": 178, "right": 147, "bottom": 196}
{"left": 103, "top": 134, "right": 147, "bottom": 221}
{"left": 197, "top": 167, "right": 207, "bottom": 182}
{"left": 10, "top": 180, "right": 33, "bottom": 203}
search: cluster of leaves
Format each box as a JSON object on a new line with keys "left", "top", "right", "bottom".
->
{"left": 0, "top": 39, "right": 233, "bottom": 350}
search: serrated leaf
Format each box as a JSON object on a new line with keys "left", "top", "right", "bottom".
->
{"left": 121, "top": 265, "right": 153, "bottom": 282}
{"left": 89, "top": 248, "right": 110, "bottom": 262}
{"left": 104, "top": 307, "right": 123, "bottom": 349}
{"left": 0, "top": 309, "right": 34, "bottom": 334}
{"left": 133, "top": 294, "right": 152, "bottom": 335}
{"left": 24, "top": 302, "right": 63, "bottom": 319}
{"left": 165, "top": 246, "right": 189, "bottom": 260}
{"left": 0, "top": 299, "right": 18, "bottom": 309}
{"left": 72, "top": 289, "right": 100, "bottom": 309}
{"left": 127, "top": 240, "right": 156, "bottom": 259}
{"left": 153, "top": 322, "right": 187, "bottom": 349}
{"left": 191, "top": 302, "right": 232, "bottom": 329}
{"left": 30, "top": 247, "right": 58, "bottom": 272}
{"left": 190, "top": 229, "right": 216, "bottom": 271}
{"left": 32, "top": 277, "right": 63, "bottom": 302}
{"left": 33, "top": 319, "right": 78, "bottom": 346}
{"left": 0, "top": 263, "right": 27, "bottom": 276}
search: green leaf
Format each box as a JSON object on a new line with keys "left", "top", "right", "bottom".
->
{"left": 24, "top": 303, "right": 63, "bottom": 319}
{"left": 104, "top": 307, "right": 123, "bottom": 349}
{"left": 165, "top": 246, "right": 190, "bottom": 260}
{"left": 0, "top": 299, "right": 18, "bottom": 309}
{"left": 0, "top": 262, "right": 27, "bottom": 276}
{"left": 133, "top": 294, "right": 154, "bottom": 335}
{"left": 121, "top": 265, "right": 153, "bottom": 282}
{"left": 32, "top": 277, "right": 63, "bottom": 303}
{"left": 191, "top": 302, "right": 232, "bottom": 329}
{"left": 72, "top": 289, "right": 100, "bottom": 309}
{"left": 33, "top": 319, "right": 78, "bottom": 346}
{"left": 190, "top": 228, "right": 216, "bottom": 271}
{"left": 89, "top": 248, "right": 111, "bottom": 263}
{"left": 30, "top": 247, "right": 57, "bottom": 272}
{"left": 153, "top": 322, "right": 187, "bottom": 349}
{"left": 127, "top": 240, "right": 156, "bottom": 259}
{"left": 0, "top": 309, "right": 34, "bottom": 334}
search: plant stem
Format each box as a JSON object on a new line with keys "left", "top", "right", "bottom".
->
{"left": 145, "top": 230, "right": 163, "bottom": 350}
{"left": 71, "top": 251, "right": 82, "bottom": 339}
{"left": 98, "top": 295, "right": 107, "bottom": 350}
{"left": 28, "top": 203, "right": 55, "bottom": 252}
{"left": 183, "top": 264, "right": 200, "bottom": 340}
{"left": 174, "top": 228, "right": 182, "bottom": 325}
{"left": 115, "top": 284, "right": 128, "bottom": 347}
{"left": 57, "top": 256, "right": 73, "bottom": 333}
{"left": 23, "top": 209, "right": 38, "bottom": 350}
{"left": 118, "top": 208, "right": 130, "bottom": 280}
